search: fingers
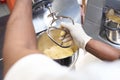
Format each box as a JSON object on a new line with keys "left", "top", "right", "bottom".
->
{"left": 59, "top": 34, "right": 71, "bottom": 40}
{"left": 62, "top": 37, "right": 72, "bottom": 43}
{"left": 61, "top": 22, "right": 82, "bottom": 30}
{"left": 60, "top": 22, "right": 73, "bottom": 30}
{"left": 59, "top": 34, "right": 73, "bottom": 43}
{"left": 60, "top": 22, "right": 74, "bottom": 43}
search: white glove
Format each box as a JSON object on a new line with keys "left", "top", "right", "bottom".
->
{"left": 77, "top": 0, "right": 82, "bottom": 4}
{"left": 77, "top": 0, "right": 88, "bottom": 5}
{"left": 61, "top": 22, "right": 91, "bottom": 49}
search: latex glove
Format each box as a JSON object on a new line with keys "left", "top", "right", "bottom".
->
{"left": 77, "top": 0, "right": 88, "bottom": 5}
{"left": 77, "top": 0, "right": 82, "bottom": 4}
{"left": 61, "top": 22, "right": 92, "bottom": 49}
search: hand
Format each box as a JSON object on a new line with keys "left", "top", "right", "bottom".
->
{"left": 60, "top": 22, "right": 91, "bottom": 49}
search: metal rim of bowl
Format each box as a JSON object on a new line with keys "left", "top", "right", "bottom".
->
{"left": 104, "top": 21, "right": 120, "bottom": 31}
{"left": 105, "top": 33, "right": 120, "bottom": 45}
{"left": 37, "top": 30, "right": 79, "bottom": 68}
{"left": 104, "top": 20, "right": 120, "bottom": 45}
{"left": 105, "top": 28, "right": 120, "bottom": 45}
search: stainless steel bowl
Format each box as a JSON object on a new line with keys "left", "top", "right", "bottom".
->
{"left": 104, "top": 20, "right": 120, "bottom": 45}
{"left": 37, "top": 30, "right": 79, "bottom": 68}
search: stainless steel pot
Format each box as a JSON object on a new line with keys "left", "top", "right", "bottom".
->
{"left": 37, "top": 30, "right": 79, "bottom": 68}
{"left": 104, "top": 20, "right": 120, "bottom": 45}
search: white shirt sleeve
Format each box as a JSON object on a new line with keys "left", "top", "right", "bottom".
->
{"left": 4, "top": 54, "right": 72, "bottom": 80}
{"left": 4, "top": 53, "right": 120, "bottom": 80}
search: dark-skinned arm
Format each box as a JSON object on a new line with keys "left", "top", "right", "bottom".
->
{"left": 3, "top": 0, "right": 39, "bottom": 75}
{"left": 86, "top": 39, "right": 120, "bottom": 61}
{"left": 61, "top": 22, "right": 120, "bottom": 61}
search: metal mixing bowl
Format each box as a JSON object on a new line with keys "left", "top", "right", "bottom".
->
{"left": 33, "top": 0, "right": 80, "bottom": 68}
{"left": 37, "top": 30, "right": 79, "bottom": 68}
{"left": 104, "top": 20, "right": 120, "bottom": 45}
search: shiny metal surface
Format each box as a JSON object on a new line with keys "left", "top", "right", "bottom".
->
{"left": 32, "top": 0, "right": 80, "bottom": 33}
{"left": 54, "top": 50, "right": 79, "bottom": 68}
{"left": 104, "top": 20, "right": 120, "bottom": 45}
{"left": 99, "top": 30, "right": 120, "bottom": 48}
{"left": 37, "top": 30, "right": 79, "bottom": 68}
{"left": 98, "top": 0, "right": 120, "bottom": 48}
{"left": 106, "top": 29, "right": 120, "bottom": 45}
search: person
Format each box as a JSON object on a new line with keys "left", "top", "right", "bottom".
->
{"left": 3, "top": 0, "right": 120, "bottom": 80}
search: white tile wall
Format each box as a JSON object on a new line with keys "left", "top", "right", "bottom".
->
{"left": 0, "top": 4, "right": 10, "bottom": 17}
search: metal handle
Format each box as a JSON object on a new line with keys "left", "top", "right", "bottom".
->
{"left": 47, "top": 16, "right": 75, "bottom": 48}
{"left": 46, "top": 6, "right": 75, "bottom": 48}
{"left": 47, "top": 27, "right": 73, "bottom": 48}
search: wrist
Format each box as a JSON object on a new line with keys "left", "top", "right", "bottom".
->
{"left": 79, "top": 35, "right": 92, "bottom": 50}
{"left": 83, "top": 35, "right": 92, "bottom": 49}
